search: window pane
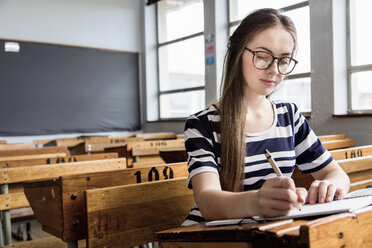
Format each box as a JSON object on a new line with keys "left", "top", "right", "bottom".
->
{"left": 285, "top": 7, "right": 310, "bottom": 74}
{"left": 229, "top": 0, "right": 305, "bottom": 22}
{"left": 160, "top": 90, "right": 205, "bottom": 118}
{"left": 351, "top": 71, "right": 372, "bottom": 110}
{"left": 158, "top": 0, "right": 204, "bottom": 43}
{"left": 271, "top": 77, "right": 311, "bottom": 112}
{"left": 350, "top": 0, "right": 372, "bottom": 66}
{"left": 159, "top": 35, "right": 205, "bottom": 91}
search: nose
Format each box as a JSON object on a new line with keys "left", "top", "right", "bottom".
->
{"left": 266, "top": 59, "right": 280, "bottom": 75}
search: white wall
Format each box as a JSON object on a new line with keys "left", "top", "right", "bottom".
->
{"left": 0, "top": 0, "right": 141, "bottom": 143}
{"left": 0, "top": 0, "right": 140, "bottom": 52}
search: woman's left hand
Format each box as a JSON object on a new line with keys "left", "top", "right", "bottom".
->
{"left": 306, "top": 180, "right": 346, "bottom": 204}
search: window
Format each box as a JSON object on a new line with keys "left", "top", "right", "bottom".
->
{"left": 157, "top": 0, "right": 205, "bottom": 119}
{"left": 348, "top": 0, "right": 372, "bottom": 112}
{"left": 229, "top": 0, "right": 311, "bottom": 112}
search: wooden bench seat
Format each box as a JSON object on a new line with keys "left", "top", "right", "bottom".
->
{"left": 322, "top": 138, "right": 355, "bottom": 150}
{"left": 85, "top": 177, "right": 194, "bottom": 248}
{"left": 0, "top": 144, "right": 33, "bottom": 150}
{"left": 0, "top": 153, "right": 118, "bottom": 168}
{"left": 23, "top": 162, "right": 188, "bottom": 243}
{"left": 0, "top": 147, "right": 71, "bottom": 162}
{"left": 134, "top": 132, "right": 177, "bottom": 140}
{"left": 318, "top": 134, "right": 347, "bottom": 142}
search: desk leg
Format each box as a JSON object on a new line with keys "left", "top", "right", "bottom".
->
{"left": 0, "top": 217, "right": 3, "bottom": 247}
{"left": 1, "top": 184, "right": 11, "bottom": 245}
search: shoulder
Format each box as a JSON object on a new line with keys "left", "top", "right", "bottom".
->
{"left": 185, "top": 105, "right": 220, "bottom": 128}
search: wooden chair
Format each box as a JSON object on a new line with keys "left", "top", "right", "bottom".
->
{"left": 85, "top": 177, "right": 194, "bottom": 248}
{"left": 0, "top": 158, "right": 126, "bottom": 246}
{"left": 23, "top": 162, "right": 188, "bottom": 246}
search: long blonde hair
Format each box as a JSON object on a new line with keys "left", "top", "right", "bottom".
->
{"left": 219, "top": 8, "right": 297, "bottom": 192}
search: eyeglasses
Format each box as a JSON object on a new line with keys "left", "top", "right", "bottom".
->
{"left": 244, "top": 47, "right": 298, "bottom": 75}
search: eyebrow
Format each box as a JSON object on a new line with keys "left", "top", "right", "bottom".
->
{"left": 254, "top": 46, "right": 292, "bottom": 56}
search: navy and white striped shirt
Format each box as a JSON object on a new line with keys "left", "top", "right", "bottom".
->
{"left": 182, "top": 100, "right": 333, "bottom": 226}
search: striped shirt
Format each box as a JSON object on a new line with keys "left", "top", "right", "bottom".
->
{"left": 182, "top": 100, "right": 333, "bottom": 226}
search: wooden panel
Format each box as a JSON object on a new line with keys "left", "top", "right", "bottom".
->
{"left": 159, "top": 149, "right": 187, "bottom": 163}
{"left": 322, "top": 139, "right": 355, "bottom": 150}
{"left": 318, "top": 134, "right": 347, "bottom": 142}
{"left": 0, "top": 192, "right": 29, "bottom": 210}
{"left": 86, "top": 177, "right": 194, "bottom": 248}
{"left": 301, "top": 206, "right": 372, "bottom": 247}
{"left": 127, "top": 139, "right": 185, "bottom": 152}
{"left": 338, "top": 156, "right": 372, "bottom": 173}
{"left": 24, "top": 179, "right": 64, "bottom": 237}
{"left": 0, "top": 140, "right": 7, "bottom": 144}
{"left": 0, "top": 153, "right": 118, "bottom": 168}
{"left": 0, "top": 143, "right": 33, "bottom": 150}
{"left": 0, "top": 158, "right": 126, "bottom": 184}
{"left": 330, "top": 145, "right": 372, "bottom": 160}
{"left": 132, "top": 144, "right": 185, "bottom": 156}
{"left": 0, "top": 153, "right": 67, "bottom": 162}
{"left": 134, "top": 132, "right": 177, "bottom": 140}
{"left": 85, "top": 137, "right": 144, "bottom": 152}
{"left": 0, "top": 146, "right": 70, "bottom": 157}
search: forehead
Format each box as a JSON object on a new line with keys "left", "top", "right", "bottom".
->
{"left": 247, "top": 26, "right": 295, "bottom": 55}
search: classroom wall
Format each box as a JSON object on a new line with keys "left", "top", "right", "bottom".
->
{"left": 0, "top": 0, "right": 140, "bottom": 52}
{"left": 0, "top": 0, "right": 142, "bottom": 143}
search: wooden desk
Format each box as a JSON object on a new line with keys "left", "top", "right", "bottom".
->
{"left": 157, "top": 206, "right": 372, "bottom": 248}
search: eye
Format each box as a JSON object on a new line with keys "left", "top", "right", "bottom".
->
{"left": 279, "top": 58, "right": 291, "bottom": 66}
{"left": 256, "top": 52, "right": 271, "bottom": 62}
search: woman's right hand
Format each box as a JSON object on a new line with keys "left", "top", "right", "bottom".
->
{"left": 256, "top": 177, "right": 306, "bottom": 217}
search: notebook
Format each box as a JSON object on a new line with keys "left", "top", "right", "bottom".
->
{"left": 205, "top": 187, "right": 372, "bottom": 226}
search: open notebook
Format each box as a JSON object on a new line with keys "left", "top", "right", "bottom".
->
{"left": 206, "top": 187, "right": 372, "bottom": 226}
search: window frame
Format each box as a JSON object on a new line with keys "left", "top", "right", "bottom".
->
{"left": 346, "top": 0, "right": 372, "bottom": 114}
{"left": 155, "top": 2, "right": 205, "bottom": 120}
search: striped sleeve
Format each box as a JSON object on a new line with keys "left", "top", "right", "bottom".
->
{"left": 291, "top": 103, "right": 334, "bottom": 173}
{"left": 184, "top": 114, "right": 219, "bottom": 189}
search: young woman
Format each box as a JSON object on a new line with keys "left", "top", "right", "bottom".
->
{"left": 182, "top": 8, "right": 350, "bottom": 226}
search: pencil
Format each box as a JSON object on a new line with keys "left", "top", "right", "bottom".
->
{"left": 265, "top": 149, "right": 283, "bottom": 177}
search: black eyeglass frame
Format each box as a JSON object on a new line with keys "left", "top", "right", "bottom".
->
{"left": 244, "top": 47, "right": 298, "bottom": 75}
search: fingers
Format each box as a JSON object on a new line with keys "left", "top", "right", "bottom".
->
{"left": 258, "top": 177, "right": 302, "bottom": 216}
{"left": 307, "top": 180, "right": 343, "bottom": 204}
{"left": 295, "top": 187, "right": 308, "bottom": 204}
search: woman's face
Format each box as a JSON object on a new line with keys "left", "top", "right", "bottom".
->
{"left": 242, "top": 26, "right": 295, "bottom": 99}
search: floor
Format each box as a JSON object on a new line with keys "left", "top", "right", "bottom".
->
{"left": 11, "top": 219, "right": 50, "bottom": 243}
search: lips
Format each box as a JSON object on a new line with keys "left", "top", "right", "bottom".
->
{"left": 260, "top": 79, "right": 276, "bottom": 85}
